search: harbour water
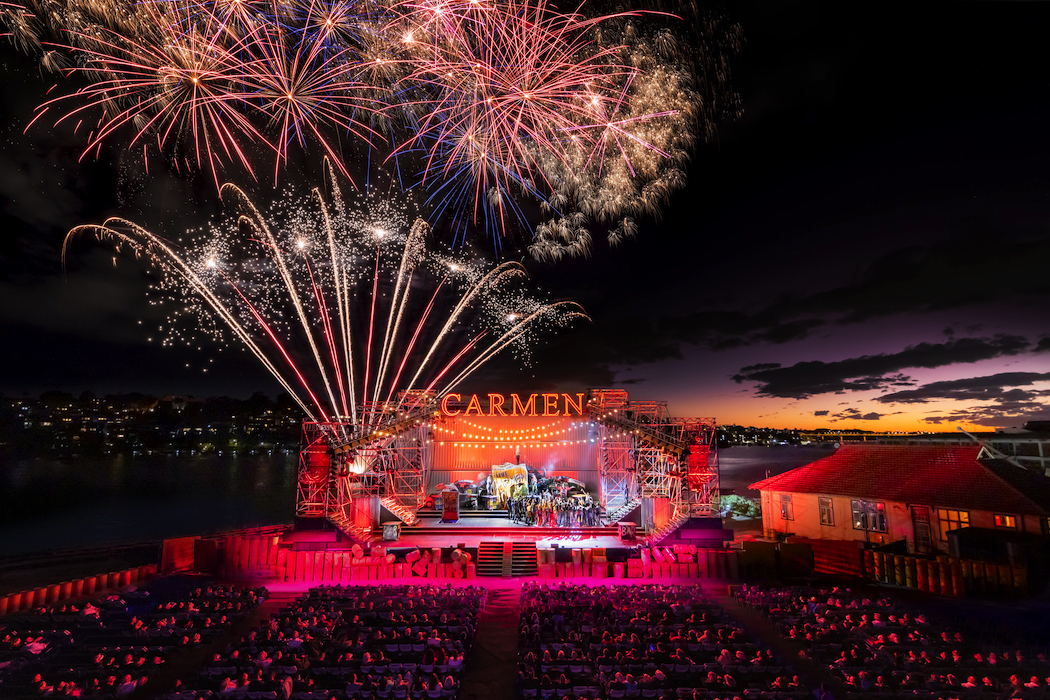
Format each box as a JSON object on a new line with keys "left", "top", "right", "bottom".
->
{"left": 0, "top": 451, "right": 297, "bottom": 558}
{"left": 717, "top": 444, "right": 836, "bottom": 496}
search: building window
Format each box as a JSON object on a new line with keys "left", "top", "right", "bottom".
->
{"left": 994, "top": 514, "right": 1017, "bottom": 529}
{"left": 938, "top": 509, "right": 969, "bottom": 540}
{"left": 779, "top": 494, "right": 793, "bottom": 520}
{"left": 851, "top": 500, "right": 888, "bottom": 532}
{"left": 818, "top": 497, "right": 834, "bottom": 526}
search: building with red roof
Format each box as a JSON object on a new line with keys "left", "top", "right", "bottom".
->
{"left": 748, "top": 444, "right": 1050, "bottom": 555}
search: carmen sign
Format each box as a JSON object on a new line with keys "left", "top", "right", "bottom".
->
{"left": 440, "top": 392, "right": 586, "bottom": 417}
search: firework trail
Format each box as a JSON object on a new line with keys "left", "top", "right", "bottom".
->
{"left": 63, "top": 174, "right": 587, "bottom": 433}
{"left": 4, "top": 0, "right": 740, "bottom": 254}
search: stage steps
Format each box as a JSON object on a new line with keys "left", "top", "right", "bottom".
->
{"left": 476, "top": 542, "right": 505, "bottom": 577}
{"left": 605, "top": 498, "right": 642, "bottom": 524}
{"left": 380, "top": 497, "right": 421, "bottom": 526}
{"left": 475, "top": 542, "right": 538, "bottom": 577}
{"left": 328, "top": 513, "right": 381, "bottom": 545}
{"left": 510, "top": 542, "right": 538, "bottom": 577}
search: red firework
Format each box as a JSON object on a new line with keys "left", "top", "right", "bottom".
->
{"left": 392, "top": 0, "right": 639, "bottom": 220}
{"left": 31, "top": 12, "right": 268, "bottom": 185}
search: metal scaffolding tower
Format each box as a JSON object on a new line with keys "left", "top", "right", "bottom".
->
{"left": 295, "top": 392, "right": 438, "bottom": 525}
{"left": 587, "top": 389, "right": 720, "bottom": 528}
{"left": 296, "top": 421, "right": 338, "bottom": 518}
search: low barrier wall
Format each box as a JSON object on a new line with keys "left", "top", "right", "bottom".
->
{"left": 0, "top": 564, "right": 158, "bottom": 616}
{"left": 863, "top": 550, "right": 1027, "bottom": 597}
{"left": 536, "top": 544, "right": 741, "bottom": 580}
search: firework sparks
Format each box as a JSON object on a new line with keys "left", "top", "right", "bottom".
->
{"left": 6, "top": 0, "right": 740, "bottom": 253}
{"left": 63, "top": 175, "right": 587, "bottom": 430}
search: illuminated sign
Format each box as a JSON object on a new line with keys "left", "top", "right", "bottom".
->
{"left": 440, "top": 392, "right": 586, "bottom": 417}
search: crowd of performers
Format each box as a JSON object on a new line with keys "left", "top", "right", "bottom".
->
{"left": 508, "top": 493, "right": 604, "bottom": 527}
{"left": 504, "top": 475, "right": 604, "bottom": 527}
{"left": 434, "top": 466, "right": 605, "bottom": 528}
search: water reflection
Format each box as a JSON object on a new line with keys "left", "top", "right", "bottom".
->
{"left": 0, "top": 452, "right": 296, "bottom": 557}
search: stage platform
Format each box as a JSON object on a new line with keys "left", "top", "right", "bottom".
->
{"left": 378, "top": 529, "right": 631, "bottom": 549}
{"left": 372, "top": 511, "right": 634, "bottom": 549}
{"left": 414, "top": 507, "right": 612, "bottom": 525}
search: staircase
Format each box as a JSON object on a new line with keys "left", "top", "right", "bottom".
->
{"left": 509, "top": 542, "right": 538, "bottom": 577}
{"left": 380, "top": 497, "right": 421, "bottom": 526}
{"left": 328, "top": 512, "right": 380, "bottom": 545}
{"left": 605, "top": 498, "right": 642, "bottom": 524}
{"left": 642, "top": 511, "right": 690, "bottom": 546}
{"left": 476, "top": 542, "right": 506, "bottom": 577}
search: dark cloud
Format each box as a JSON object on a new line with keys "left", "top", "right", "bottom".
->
{"left": 921, "top": 400, "right": 1050, "bottom": 428}
{"left": 825, "top": 407, "right": 886, "bottom": 422}
{"left": 659, "top": 309, "right": 824, "bottom": 352}
{"left": 0, "top": 250, "right": 160, "bottom": 343}
{"left": 813, "top": 410, "right": 829, "bottom": 416}
{"left": 1037, "top": 337, "right": 1050, "bottom": 353}
{"left": 876, "top": 371, "right": 1050, "bottom": 404}
{"left": 732, "top": 335, "right": 1031, "bottom": 399}
{"left": 658, "top": 234, "right": 1050, "bottom": 354}
{"left": 739, "top": 362, "right": 782, "bottom": 373}
{"left": 796, "top": 236, "right": 1050, "bottom": 325}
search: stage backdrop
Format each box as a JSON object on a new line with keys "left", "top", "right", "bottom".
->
{"left": 427, "top": 415, "right": 600, "bottom": 493}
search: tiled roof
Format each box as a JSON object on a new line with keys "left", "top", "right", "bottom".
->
{"left": 748, "top": 444, "right": 1050, "bottom": 515}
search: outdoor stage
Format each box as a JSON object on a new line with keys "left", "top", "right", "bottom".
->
{"left": 294, "top": 388, "right": 719, "bottom": 551}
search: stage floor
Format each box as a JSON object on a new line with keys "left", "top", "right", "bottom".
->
{"left": 411, "top": 516, "right": 612, "bottom": 528}
{"left": 384, "top": 531, "right": 630, "bottom": 549}
{"left": 378, "top": 516, "right": 629, "bottom": 549}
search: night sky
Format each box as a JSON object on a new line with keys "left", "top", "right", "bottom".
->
{"left": 1, "top": 1, "right": 1049, "bottom": 431}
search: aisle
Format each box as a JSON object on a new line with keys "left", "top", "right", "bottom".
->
{"left": 459, "top": 585, "right": 522, "bottom": 700}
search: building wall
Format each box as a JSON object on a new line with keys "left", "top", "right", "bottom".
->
{"left": 758, "top": 490, "right": 1041, "bottom": 554}
{"left": 761, "top": 492, "right": 906, "bottom": 547}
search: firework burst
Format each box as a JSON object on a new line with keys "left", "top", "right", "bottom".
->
{"left": 63, "top": 172, "right": 588, "bottom": 430}
{"left": 6, "top": 0, "right": 740, "bottom": 254}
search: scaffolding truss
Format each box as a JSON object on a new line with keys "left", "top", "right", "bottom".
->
{"left": 296, "top": 421, "right": 339, "bottom": 518}
{"left": 598, "top": 432, "right": 636, "bottom": 512}
{"left": 296, "top": 393, "right": 439, "bottom": 523}
{"left": 636, "top": 446, "right": 675, "bottom": 498}
{"left": 298, "top": 388, "right": 718, "bottom": 538}
{"left": 587, "top": 389, "right": 720, "bottom": 527}
{"left": 380, "top": 425, "right": 430, "bottom": 511}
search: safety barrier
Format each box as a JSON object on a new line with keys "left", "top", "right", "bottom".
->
{"left": 0, "top": 563, "right": 158, "bottom": 617}
{"left": 219, "top": 534, "right": 283, "bottom": 578}
{"left": 534, "top": 545, "right": 741, "bottom": 580}
{"left": 272, "top": 545, "right": 477, "bottom": 583}
{"left": 860, "top": 550, "right": 1027, "bottom": 597}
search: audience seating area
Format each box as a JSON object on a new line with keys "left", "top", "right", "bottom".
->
{"left": 518, "top": 583, "right": 808, "bottom": 700}
{"left": 738, "top": 584, "right": 1050, "bottom": 700}
{"left": 161, "top": 583, "right": 485, "bottom": 700}
{"left": 10, "top": 569, "right": 1050, "bottom": 700}
{"left": 0, "top": 577, "right": 265, "bottom": 699}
